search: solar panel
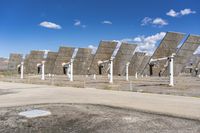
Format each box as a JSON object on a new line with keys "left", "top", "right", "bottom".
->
{"left": 73, "top": 48, "right": 92, "bottom": 75}
{"left": 142, "top": 32, "right": 185, "bottom": 76}
{"left": 53, "top": 47, "right": 75, "bottom": 75}
{"left": 8, "top": 53, "right": 23, "bottom": 71}
{"left": 89, "top": 41, "right": 117, "bottom": 75}
{"left": 137, "top": 55, "right": 151, "bottom": 75}
{"left": 174, "top": 35, "right": 200, "bottom": 75}
{"left": 26, "top": 51, "right": 45, "bottom": 74}
{"left": 129, "top": 52, "right": 146, "bottom": 75}
{"left": 45, "top": 52, "right": 58, "bottom": 74}
{"left": 114, "top": 42, "right": 137, "bottom": 76}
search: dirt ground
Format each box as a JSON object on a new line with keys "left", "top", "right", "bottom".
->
{"left": 0, "top": 74, "right": 200, "bottom": 97}
{"left": 0, "top": 103, "right": 200, "bottom": 133}
{"left": 0, "top": 75, "right": 200, "bottom": 133}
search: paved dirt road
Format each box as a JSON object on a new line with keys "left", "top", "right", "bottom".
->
{"left": 1, "top": 81, "right": 200, "bottom": 120}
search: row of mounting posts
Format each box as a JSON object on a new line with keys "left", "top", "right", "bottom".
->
{"left": 17, "top": 53, "right": 174, "bottom": 86}
{"left": 19, "top": 60, "right": 46, "bottom": 80}
{"left": 19, "top": 58, "right": 73, "bottom": 82}
{"left": 20, "top": 58, "right": 74, "bottom": 82}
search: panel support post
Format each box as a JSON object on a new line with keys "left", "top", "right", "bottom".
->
{"left": 109, "top": 57, "right": 114, "bottom": 83}
{"left": 20, "top": 62, "right": 24, "bottom": 79}
{"left": 93, "top": 74, "right": 96, "bottom": 80}
{"left": 70, "top": 59, "right": 74, "bottom": 81}
{"left": 169, "top": 54, "right": 175, "bottom": 87}
{"left": 126, "top": 62, "right": 130, "bottom": 81}
{"left": 135, "top": 72, "right": 138, "bottom": 79}
{"left": 41, "top": 61, "right": 45, "bottom": 80}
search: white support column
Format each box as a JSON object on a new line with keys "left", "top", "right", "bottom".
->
{"left": 126, "top": 62, "right": 130, "bottom": 81}
{"left": 41, "top": 61, "right": 45, "bottom": 80}
{"left": 169, "top": 55, "right": 174, "bottom": 87}
{"left": 70, "top": 59, "right": 73, "bottom": 81}
{"left": 20, "top": 62, "right": 24, "bottom": 79}
{"left": 149, "top": 53, "right": 175, "bottom": 87}
{"left": 135, "top": 72, "right": 138, "bottom": 79}
{"left": 109, "top": 57, "right": 114, "bottom": 83}
{"left": 66, "top": 64, "right": 70, "bottom": 79}
{"left": 93, "top": 74, "right": 96, "bottom": 80}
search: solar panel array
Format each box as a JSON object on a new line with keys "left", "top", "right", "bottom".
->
{"left": 5, "top": 31, "right": 200, "bottom": 77}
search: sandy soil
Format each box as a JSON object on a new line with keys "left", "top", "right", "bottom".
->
{"left": 1, "top": 75, "right": 200, "bottom": 97}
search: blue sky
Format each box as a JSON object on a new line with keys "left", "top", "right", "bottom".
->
{"left": 0, "top": 0, "right": 200, "bottom": 57}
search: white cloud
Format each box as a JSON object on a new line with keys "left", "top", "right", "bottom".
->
{"left": 141, "top": 17, "right": 168, "bottom": 27}
{"left": 166, "top": 8, "right": 196, "bottom": 17}
{"left": 134, "top": 37, "right": 142, "bottom": 42}
{"left": 102, "top": 20, "right": 112, "bottom": 25}
{"left": 180, "top": 8, "right": 196, "bottom": 15}
{"left": 152, "top": 18, "right": 168, "bottom": 26}
{"left": 166, "top": 9, "right": 179, "bottom": 17}
{"left": 39, "top": 21, "right": 61, "bottom": 29}
{"left": 74, "top": 20, "right": 81, "bottom": 26}
{"left": 121, "top": 32, "right": 166, "bottom": 55}
{"left": 141, "top": 17, "right": 152, "bottom": 26}
{"left": 88, "top": 45, "right": 97, "bottom": 54}
{"left": 74, "top": 20, "right": 86, "bottom": 28}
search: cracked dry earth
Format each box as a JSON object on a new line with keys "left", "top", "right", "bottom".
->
{"left": 0, "top": 104, "right": 200, "bottom": 133}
